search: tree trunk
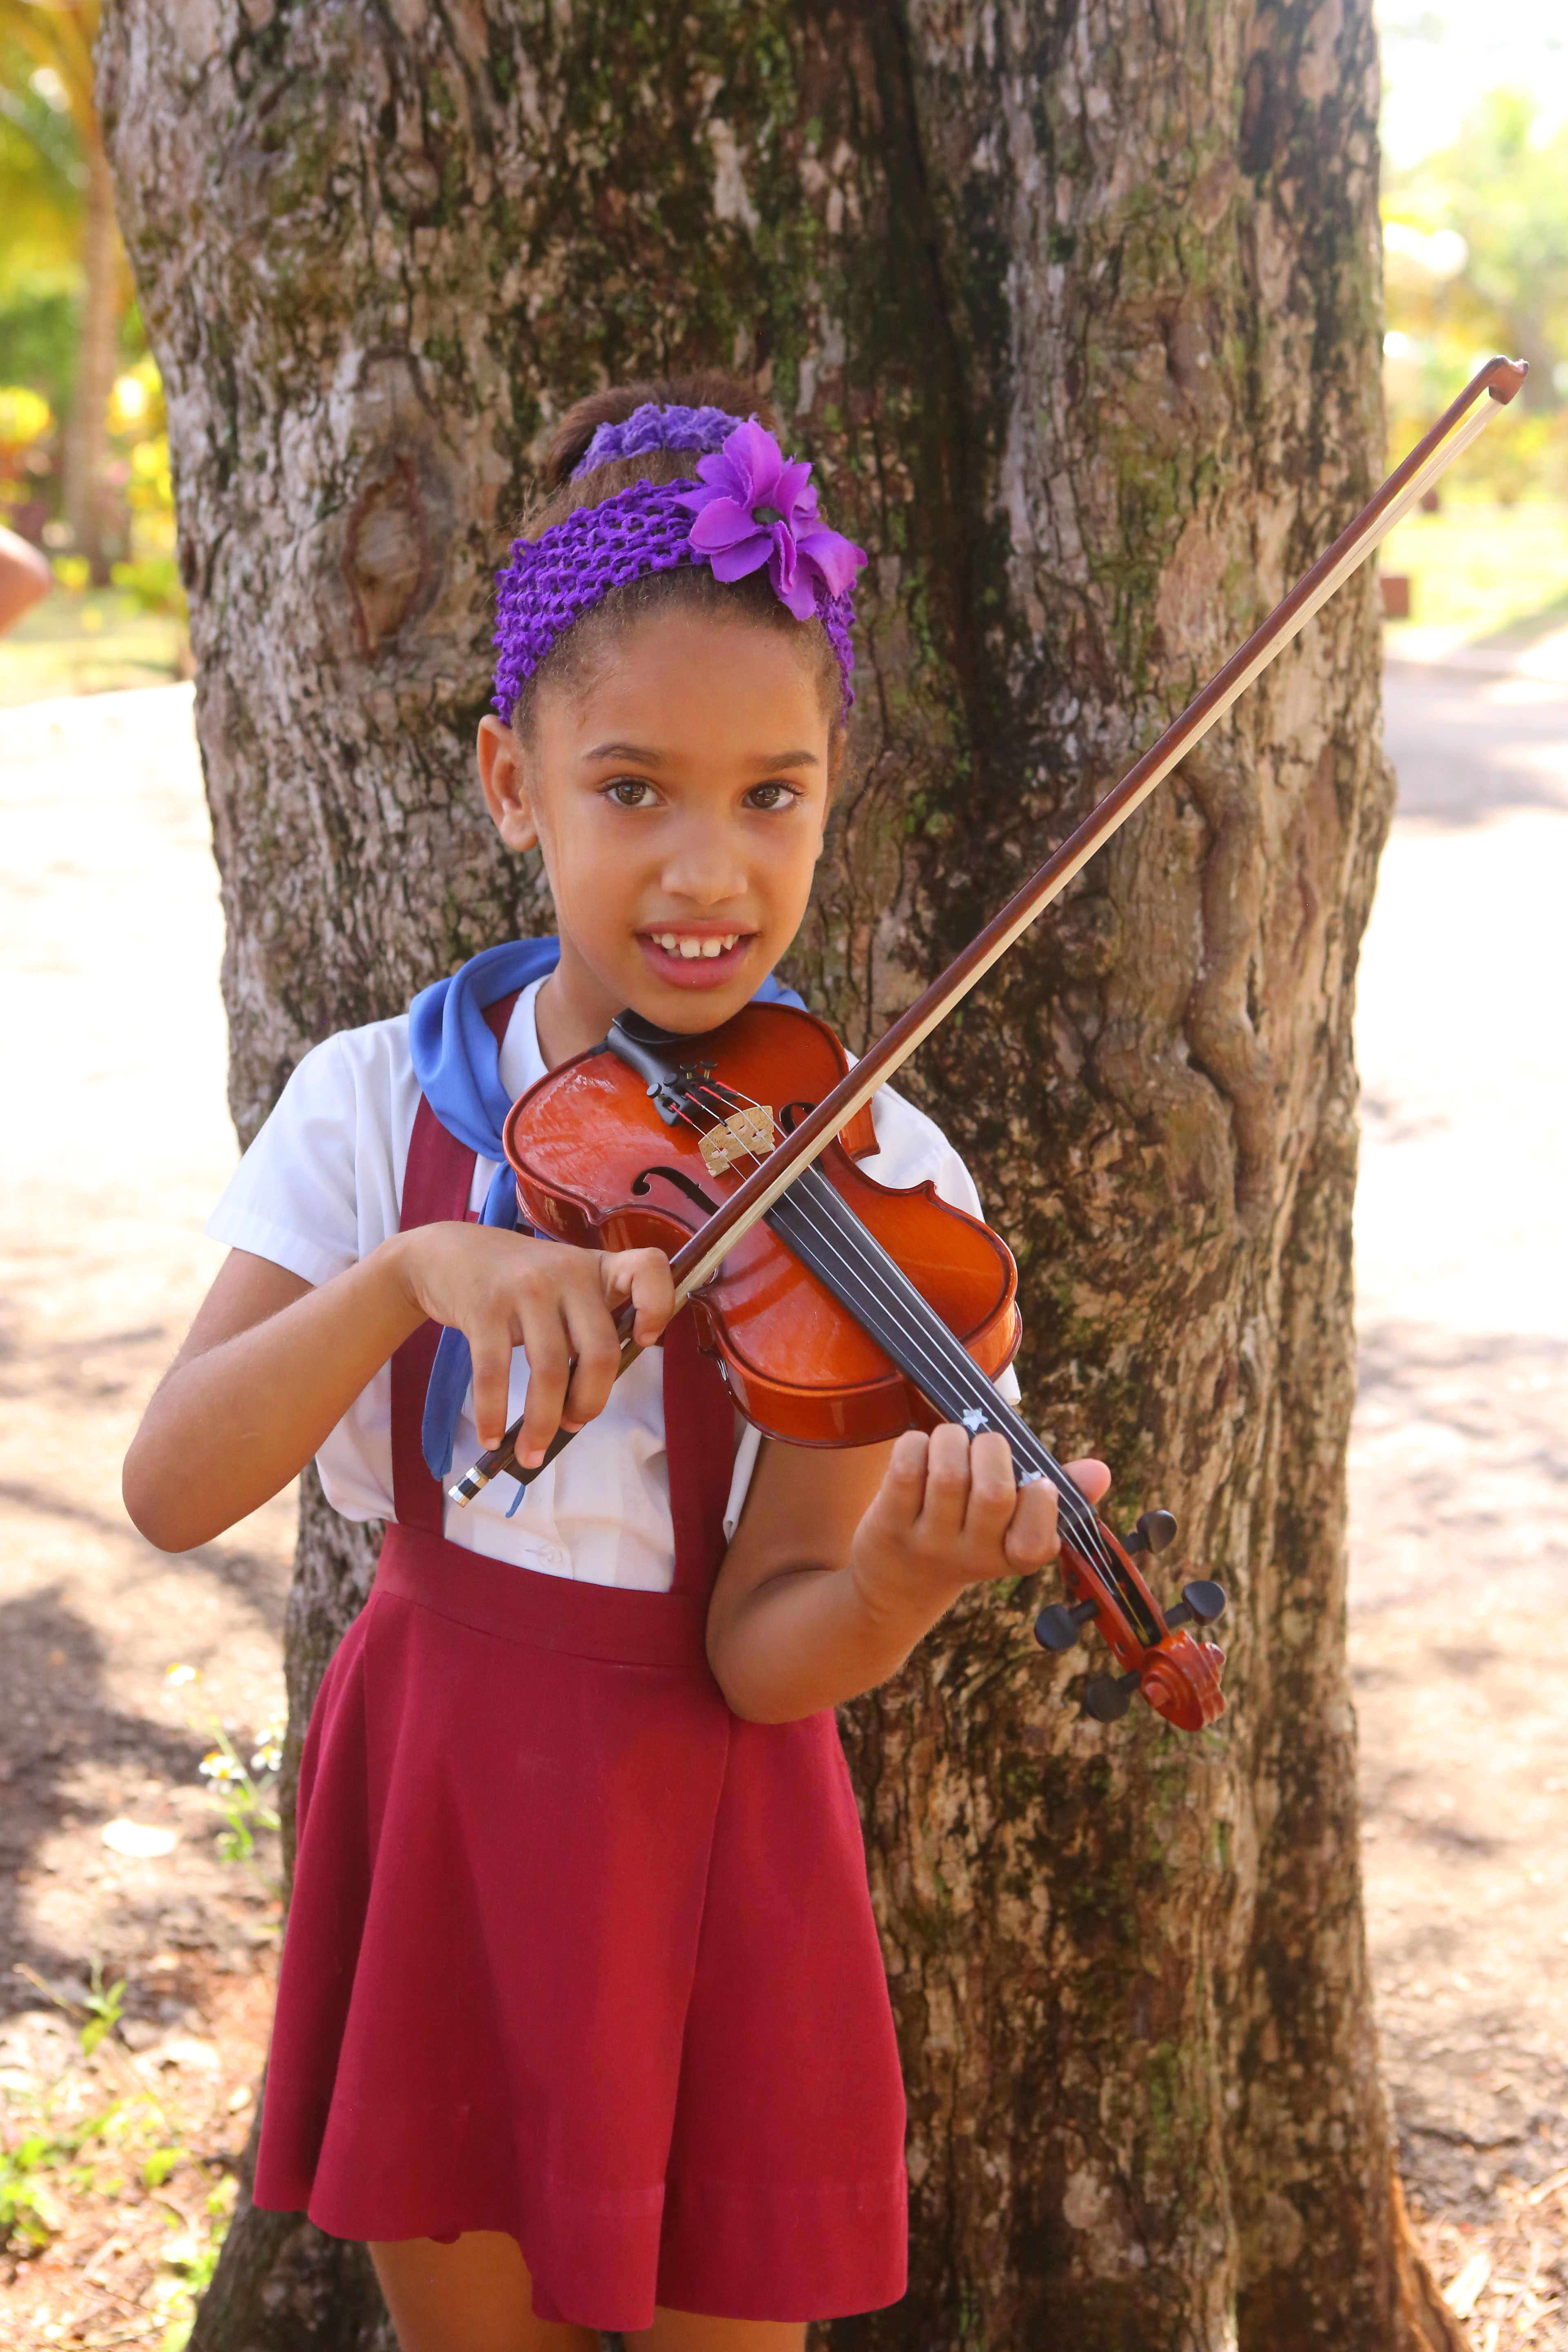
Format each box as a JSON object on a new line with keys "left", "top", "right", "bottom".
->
{"left": 99, "top": 3, "right": 1462, "bottom": 2345}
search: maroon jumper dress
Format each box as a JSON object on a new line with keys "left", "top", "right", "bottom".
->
{"left": 252, "top": 1036, "right": 909, "bottom": 2331}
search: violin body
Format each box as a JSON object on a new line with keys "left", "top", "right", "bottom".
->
{"left": 503, "top": 1000, "right": 1022, "bottom": 1449}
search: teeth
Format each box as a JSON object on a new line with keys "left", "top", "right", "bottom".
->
{"left": 653, "top": 933, "right": 739, "bottom": 959}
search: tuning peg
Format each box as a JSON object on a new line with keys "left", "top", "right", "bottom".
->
{"left": 1083, "top": 1669, "right": 1140, "bottom": 1722}
{"left": 1123, "top": 1508, "right": 1178, "bottom": 1556}
{"left": 1033, "top": 1598, "right": 1099, "bottom": 1654}
{"left": 1163, "top": 1577, "right": 1227, "bottom": 1632}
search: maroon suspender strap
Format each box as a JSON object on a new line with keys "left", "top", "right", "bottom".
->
{"left": 386, "top": 987, "right": 737, "bottom": 1586}
{"left": 389, "top": 993, "right": 518, "bottom": 1534}
{"left": 662, "top": 1309, "right": 740, "bottom": 1598}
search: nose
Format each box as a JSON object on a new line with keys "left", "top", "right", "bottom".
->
{"left": 658, "top": 811, "right": 749, "bottom": 907}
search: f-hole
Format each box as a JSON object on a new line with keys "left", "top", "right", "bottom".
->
{"left": 779, "top": 1100, "right": 816, "bottom": 1134}
{"left": 631, "top": 1166, "right": 723, "bottom": 1217}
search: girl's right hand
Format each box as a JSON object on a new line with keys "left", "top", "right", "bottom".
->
{"left": 391, "top": 1225, "right": 675, "bottom": 1464}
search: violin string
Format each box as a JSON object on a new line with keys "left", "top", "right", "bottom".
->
{"left": 757, "top": 1156, "right": 1127, "bottom": 1589}
{"left": 670, "top": 1079, "right": 1087, "bottom": 1497}
{"left": 672, "top": 1080, "right": 1114, "bottom": 1561}
{"left": 782, "top": 1172, "right": 1125, "bottom": 1586}
{"left": 667, "top": 1077, "right": 1125, "bottom": 1587}
{"left": 676, "top": 1081, "right": 1042, "bottom": 1484}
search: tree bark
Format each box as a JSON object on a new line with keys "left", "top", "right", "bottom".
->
{"left": 99, "top": 2, "right": 1461, "bottom": 2345}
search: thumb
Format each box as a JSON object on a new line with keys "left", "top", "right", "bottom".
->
{"left": 604, "top": 1246, "right": 675, "bottom": 1345}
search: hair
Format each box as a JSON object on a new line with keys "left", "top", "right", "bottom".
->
{"left": 507, "top": 371, "right": 848, "bottom": 763}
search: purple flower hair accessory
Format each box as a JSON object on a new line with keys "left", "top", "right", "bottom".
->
{"left": 677, "top": 419, "right": 866, "bottom": 621}
{"left": 493, "top": 421, "right": 865, "bottom": 720}
{"left": 570, "top": 400, "right": 743, "bottom": 481}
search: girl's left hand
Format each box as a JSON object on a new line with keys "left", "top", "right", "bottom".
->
{"left": 706, "top": 1421, "right": 1114, "bottom": 1724}
{"left": 848, "top": 1425, "right": 1112, "bottom": 1626}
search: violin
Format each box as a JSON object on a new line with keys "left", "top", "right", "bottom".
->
{"left": 477, "top": 996, "right": 1228, "bottom": 1733}
{"left": 449, "top": 356, "right": 1528, "bottom": 1733}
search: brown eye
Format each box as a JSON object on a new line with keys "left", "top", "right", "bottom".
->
{"left": 607, "top": 778, "right": 655, "bottom": 808}
{"left": 746, "top": 782, "right": 796, "bottom": 811}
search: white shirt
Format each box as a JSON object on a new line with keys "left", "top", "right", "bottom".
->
{"left": 207, "top": 980, "right": 1020, "bottom": 1591}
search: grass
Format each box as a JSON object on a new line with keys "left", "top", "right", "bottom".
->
{"left": 1380, "top": 498, "right": 1568, "bottom": 642}
{"left": 0, "top": 586, "right": 189, "bottom": 707}
{"left": 1, "top": 1956, "right": 244, "bottom": 2350}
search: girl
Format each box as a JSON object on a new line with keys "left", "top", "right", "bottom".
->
{"left": 125, "top": 373, "right": 1110, "bottom": 2352}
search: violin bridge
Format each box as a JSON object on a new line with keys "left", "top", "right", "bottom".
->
{"left": 699, "top": 1105, "right": 777, "bottom": 1176}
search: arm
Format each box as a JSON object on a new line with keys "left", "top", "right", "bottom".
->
{"left": 706, "top": 1422, "right": 1111, "bottom": 1723}
{"left": 0, "top": 527, "right": 51, "bottom": 636}
{"left": 123, "top": 1228, "right": 674, "bottom": 1554}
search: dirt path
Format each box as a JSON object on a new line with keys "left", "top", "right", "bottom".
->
{"left": 0, "top": 673, "right": 1563, "bottom": 2343}
{"left": 1, "top": 690, "right": 293, "bottom": 2345}
{"left": 1352, "top": 657, "right": 1568, "bottom": 2340}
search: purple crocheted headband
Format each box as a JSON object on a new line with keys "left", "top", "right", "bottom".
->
{"left": 570, "top": 401, "right": 740, "bottom": 479}
{"left": 494, "top": 412, "right": 865, "bottom": 720}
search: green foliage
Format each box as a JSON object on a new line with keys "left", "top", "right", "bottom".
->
{"left": 0, "top": 2131, "right": 62, "bottom": 2249}
{"left": 1384, "top": 91, "right": 1568, "bottom": 496}
{"left": 169, "top": 1668, "right": 284, "bottom": 1870}
{"left": 78, "top": 1957, "right": 128, "bottom": 2058}
{"left": 200, "top": 1719, "right": 283, "bottom": 1864}
{"left": 0, "top": 273, "right": 78, "bottom": 412}
{"left": 0, "top": 2087, "right": 138, "bottom": 2251}
{"left": 0, "top": 31, "right": 84, "bottom": 294}
{"left": 113, "top": 549, "right": 185, "bottom": 615}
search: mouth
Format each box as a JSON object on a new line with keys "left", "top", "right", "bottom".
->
{"left": 636, "top": 928, "right": 756, "bottom": 990}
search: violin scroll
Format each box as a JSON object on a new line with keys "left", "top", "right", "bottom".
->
{"left": 1033, "top": 1506, "right": 1228, "bottom": 1733}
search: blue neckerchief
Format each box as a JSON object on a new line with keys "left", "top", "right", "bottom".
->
{"left": 408, "top": 935, "right": 804, "bottom": 1488}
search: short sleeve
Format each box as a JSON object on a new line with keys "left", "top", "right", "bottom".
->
{"left": 204, "top": 1019, "right": 415, "bottom": 1287}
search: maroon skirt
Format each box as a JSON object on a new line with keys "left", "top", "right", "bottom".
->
{"left": 252, "top": 1522, "right": 909, "bottom": 2330}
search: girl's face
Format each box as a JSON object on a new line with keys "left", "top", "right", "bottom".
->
{"left": 477, "top": 606, "right": 834, "bottom": 1062}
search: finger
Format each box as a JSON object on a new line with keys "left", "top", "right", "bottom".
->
{"left": 868, "top": 1429, "right": 929, "bottom": 1535}
{"left": 1003, "top": 1474, "right": 1061, "bottom": 1571}
{"left": 960, "top": 1430, "right": 1017, "bottom": 1544}
{"left": 603, "top": 1248, "right": 676, "bottom": 1348}
{"left": 918, "top": 1423, "right": 973, "bottom": 1539}
{"left": 469, "top": 1323, "right": 518, "bottom": 1456}
{"left": 558, "top": 1288, "right": 627, "bottom": 1431}
{"left": 1062, "top": 1457, "right": 1111, "bottom": 1509}
{"left": 514, "top": 1302, "right": 572, "bottom": 1468}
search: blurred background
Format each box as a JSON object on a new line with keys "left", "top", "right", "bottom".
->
{"left": 2, "top": 4, "right": 1566, "bottom": 2348}
{"left": 0, "top": 0, "right": 184, "bottom": 702}
{"left": 1378, "top": 0, "right": 1568, "bottom": 650}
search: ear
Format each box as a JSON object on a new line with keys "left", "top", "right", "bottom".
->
{"left": 477, "top": 714, "right": 541, "bottom": 854}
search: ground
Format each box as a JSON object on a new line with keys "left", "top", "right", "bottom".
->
{"left": 1354, "top": 639, "right": 1568, "bottom": 2345}
{"left": 1, "top": 688, "right": 292, "bottom": 2348}
{"left": 0, "top": 590, "right": 188, "bottom": 711}
{"left": 2, "top": 548, "right": 1566, "bottom": 2343}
